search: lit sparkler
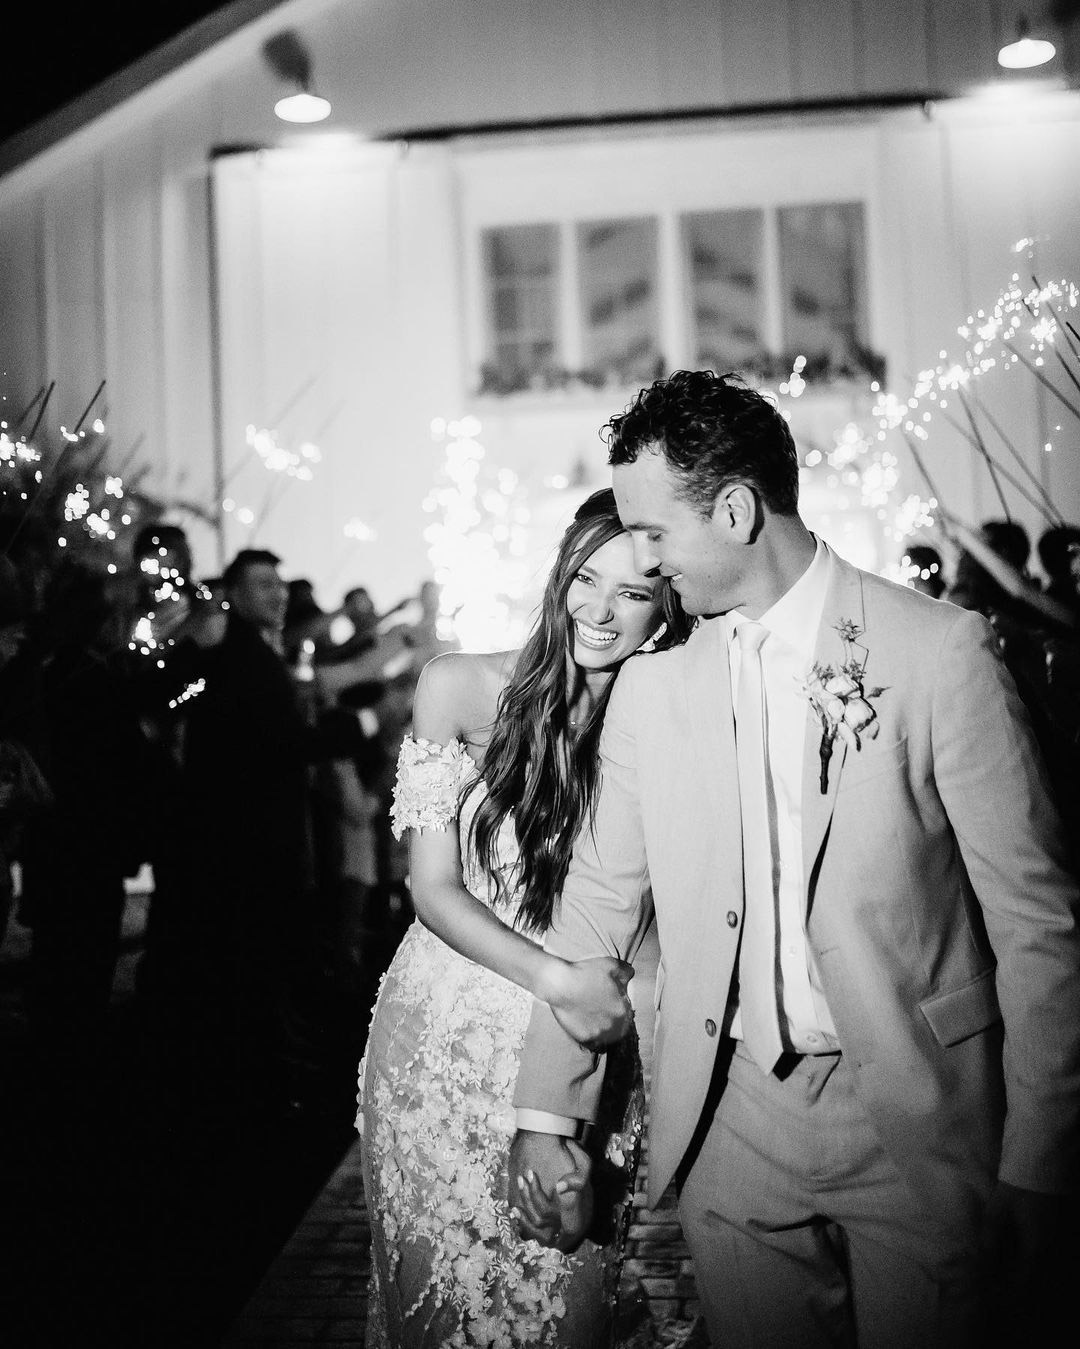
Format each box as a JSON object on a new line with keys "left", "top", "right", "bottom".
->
{"left": 423, "top": 416, "right": 531, "bottom": 651}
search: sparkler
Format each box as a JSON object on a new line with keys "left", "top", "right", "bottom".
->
{"left": 874, "top": 254, "right": 1079, "bottom": 536}
{"left": 423, "top": 416, "right": 530, "bottom": 652}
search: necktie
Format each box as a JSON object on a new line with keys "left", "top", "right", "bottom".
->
{"left": 734, "top": 620, "right": 783, "bottom": 1073}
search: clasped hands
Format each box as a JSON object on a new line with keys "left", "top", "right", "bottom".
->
{"left": 539, "top": 953, "right": 635, "bottom": 1052}
{"left": 508, "top": 1132, "right": 595, "bottom": 1253}
{"left": 507, "top": 954, "right": 635, "bottom": 1252}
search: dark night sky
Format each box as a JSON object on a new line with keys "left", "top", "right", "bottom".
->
{"left": 1, "top": 3, "right": 231, "bottom": 144}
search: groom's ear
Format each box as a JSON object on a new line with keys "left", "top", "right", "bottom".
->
{"left": 713, "top": 484, "right": 758, "bottom": 543}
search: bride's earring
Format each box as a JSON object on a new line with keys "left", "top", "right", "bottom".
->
{"left": 639, "top": 622, "right": 666, "bottom": 654}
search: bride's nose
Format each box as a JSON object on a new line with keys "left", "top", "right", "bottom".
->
{"left": 584, "top": 592, "right": 615, "bottom": 624}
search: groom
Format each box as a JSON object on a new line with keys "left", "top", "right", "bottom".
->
{"left": 508, "top": 370, "right": 1080, "bottom": 1347}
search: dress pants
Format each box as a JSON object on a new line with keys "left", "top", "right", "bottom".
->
{"left": 677, "top": 1039, "right": 982, "bottom": 1349}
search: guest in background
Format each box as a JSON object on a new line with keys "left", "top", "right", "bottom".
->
{"left": 284, "top": 577, "right": 338, "bottom": 669}
{"left": 318, "top": 585, "right": 413, "bottom": 673}
{"left": 181, "top": 548, "right": 368, "bottom": 1123}
{"left": 1038, "top": 523, "right": 1080, "bottom": 619}
{"left": 401, "top": 577, "right": 459, "bottom": 676}
{"left": 939, "top": 512, "right": 1079, "bottom": 869}
{"left": 122, "top": 523, "right": 223, "bottom": 1026}
{"left": 0, "top": 554, "right": 31, "bottom": 672}
{"left": 946, "top": 517, "right": 1033, "bottom": 623}
{"left": 901, "top": 543, "right": 945, "bottom": 599}
{"left": 330, "top": 586, "right": 379, "bottom": 662}
{"left": 0, "top": 557, "right": 51, "bottom": 950}
{"left": 312, "top": 585, "right": 417, "bottom": 933}
{"left": 305, "top": 583, "right": 420, "bottom": 1078}
{"left": 0, "top": 738, "right": 51, "bottom": 953}
{"left": 180, "top": 547, "right": 305, "bottom": 1121}
{"left": 11, "top": 561, "right": 149, "bottom": 1124}
{"left": 943, "top": 514, "right": 1075, "bottom": 634}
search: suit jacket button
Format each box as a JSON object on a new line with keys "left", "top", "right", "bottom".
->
{"left": 705, "top": 1019, "right": 717, "bottom": 1036}
{"left": 726, "top": 911, "right": 738, "bottom": 927}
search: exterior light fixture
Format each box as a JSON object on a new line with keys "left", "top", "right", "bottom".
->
{"left": 263, "top": 31, "right": 332, "bottom": 125}
{"left": 997, "top": 16, "right": 1057, "bottom": 69}
{"left": 274, "top": 90, "right": 331, "bottom": 124}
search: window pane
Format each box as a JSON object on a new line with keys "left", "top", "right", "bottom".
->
{"left": 778, "top": 203, "right": 868, "bottom": 370}
{"left": 578, "top": 218, "right": 660, "bottom": 386}
{"left": 683, "top": 210, "right": 764, "bottom": 371}
{"left": 483, "top": 225, "right": 558, "bottom": 390}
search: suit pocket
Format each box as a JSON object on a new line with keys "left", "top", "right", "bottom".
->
{"left": 837, "top": 736, "right": 907, "bottom": 793}
{"left": 919, "top": 967, "right": 1001, "bottom": 1046}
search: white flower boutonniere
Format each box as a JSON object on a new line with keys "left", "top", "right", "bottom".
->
{"left": 802, "top": 619, "right": 886, "bottom": 794}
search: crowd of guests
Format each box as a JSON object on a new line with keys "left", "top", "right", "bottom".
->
{"left": 0, "top": 521, "right": 456, "bottom": 1138}
{"left": 901, "top": 516, "right": 1080, "bottom": 858}
{"left": 0, "top": 508, "right": 1077, "bottom": 1136}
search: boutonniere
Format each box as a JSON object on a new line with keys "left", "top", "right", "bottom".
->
{"left": 802, "top": 619, "right": 886, "bottom": 794}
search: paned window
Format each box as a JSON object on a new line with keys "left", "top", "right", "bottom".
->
{"left": 482, "top": 224, "right": 558, "bottom": 390}
{"left": 578, "top": 217, "right": 661, "bottom": 387}
{"left": 684, "top": 209, "right": 764, "bottom": 371}
{"left": 478, "top": 202, "right": 871, "bottom": 393}
{"left": 778, "top": 203, "right": 868, "bottom": 367}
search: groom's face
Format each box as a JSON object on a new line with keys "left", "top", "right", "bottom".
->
{"left": 613, "top": 447, "right": 739, "bottom": 617}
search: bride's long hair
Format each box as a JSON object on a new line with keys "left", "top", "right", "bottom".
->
{"left": 465, "top": 487, "right": 692, "bottom": 934}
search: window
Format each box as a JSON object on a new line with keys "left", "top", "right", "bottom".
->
{"left": 477, "top": 202, "right": 873, "bottom": 394}
{"left": 684, "top": 209, "right": 764, "bottom": 372}
{"left": 778, "top": 203, "right": 868, "bottom": 370}
{"left": 482, "top": 224, "right": 558, "bottom": 391}
{"left": 578, "top": 217, "right": 660, "bottom": 387}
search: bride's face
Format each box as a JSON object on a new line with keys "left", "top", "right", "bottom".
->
{"left": 566, "top": 533, "right": 664, "bottom": 672}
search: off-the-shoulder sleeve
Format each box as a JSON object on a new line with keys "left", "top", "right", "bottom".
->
{"left": 389, "top": 735, "right": 474, "bottom": 839}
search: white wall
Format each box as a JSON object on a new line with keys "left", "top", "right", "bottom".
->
{"left": 2, "top": 1, "right": 1078, "bottom": 612}
{"left": 202, "top": 93, "right": 1080, "bottom": 621}
{"left": 212, "top": 141, "right": 463, "bottom": 605}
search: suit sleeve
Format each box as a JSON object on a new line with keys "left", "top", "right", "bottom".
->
{"left": 932, "top": 608, "right": 1080, "bottom": 1193}
{"left": 512, "top": 664, "right": 657, "bottom": 1123}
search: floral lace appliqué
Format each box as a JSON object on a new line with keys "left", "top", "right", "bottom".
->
{"left": 358, "top": 735, "right": 644, "bottom": 1348}
{"left": 389, "top": 735, "right": 475, "bottom": 839}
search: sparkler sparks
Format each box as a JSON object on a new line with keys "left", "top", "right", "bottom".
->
{"left": 168, "top": 678, "right": 206, "bottom": 710}
{"left": 877, "top": 266, "right": 1080, "bottom": 465}
{"left": 871, "top": 250, "right": 1079, "bottom": 542}
{"left": 423, "top": 416, "right": 530, "bottom": 652}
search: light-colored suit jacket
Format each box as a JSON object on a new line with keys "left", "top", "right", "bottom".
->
{"left": 514, "top": 548, "right": 1080, "bottom": 1217}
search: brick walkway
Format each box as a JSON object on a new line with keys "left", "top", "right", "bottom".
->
{"left": 224, "top": 926, "right": 711, "bottom": 1347}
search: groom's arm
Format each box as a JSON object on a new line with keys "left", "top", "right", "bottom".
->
{"left": 514, "top": 665, "right": 656, "bottom": 1123}
{"left": 509, "top": 668, "right": 656, "bottom": 1240}
{"left": 930, "top": 607, "right": 1080, "bottom": 1329}
{"left": 932, "top": 608, "right": 1080, "bottom": 1193}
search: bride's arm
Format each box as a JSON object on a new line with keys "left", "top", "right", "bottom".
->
{"left": 404, "top": 654, "right": 632, "bottom": 1042}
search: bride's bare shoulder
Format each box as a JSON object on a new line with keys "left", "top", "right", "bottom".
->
{"left": 415, "top": 649, "right": 517, "bottom": 731}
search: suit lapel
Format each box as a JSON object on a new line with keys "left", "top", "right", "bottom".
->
{"left": 686, "top": 619, "right": 743, "bottom": 889}
{"left": 801, "top": 552, "right": 867, "bottom": 890}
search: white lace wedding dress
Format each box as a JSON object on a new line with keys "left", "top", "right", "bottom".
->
{"left": 356, "top": 736, "right": 646, "bottom": 1349}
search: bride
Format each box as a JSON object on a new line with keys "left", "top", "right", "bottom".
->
{"left": 357, "top": 488, "right": 691, "bottom": 1348}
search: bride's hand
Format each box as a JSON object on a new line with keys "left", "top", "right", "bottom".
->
{"left": 540, "top": 956, "right": 635, "bottom": 1050}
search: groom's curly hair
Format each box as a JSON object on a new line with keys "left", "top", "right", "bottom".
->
{"left": 605, "top": 368, "right": 800, "bottom": 516}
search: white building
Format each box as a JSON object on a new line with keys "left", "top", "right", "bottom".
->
{"left": 2, "top": 0, "right": 1078, "bottom": 636}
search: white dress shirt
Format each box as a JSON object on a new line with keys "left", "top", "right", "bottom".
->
{"left": 724, "top": 537, "right": 839, "bottom": 1054}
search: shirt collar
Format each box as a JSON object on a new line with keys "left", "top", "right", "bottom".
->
{"left": 727, "top": 536, "right": 832, "bottom": 665}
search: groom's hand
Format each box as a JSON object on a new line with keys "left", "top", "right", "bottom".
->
{"left": 508, "top": 1131, "right": 593, "bottom": 1251}
{"left": 979, "top": 1180, "right": 1075, "bottom": 1343}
